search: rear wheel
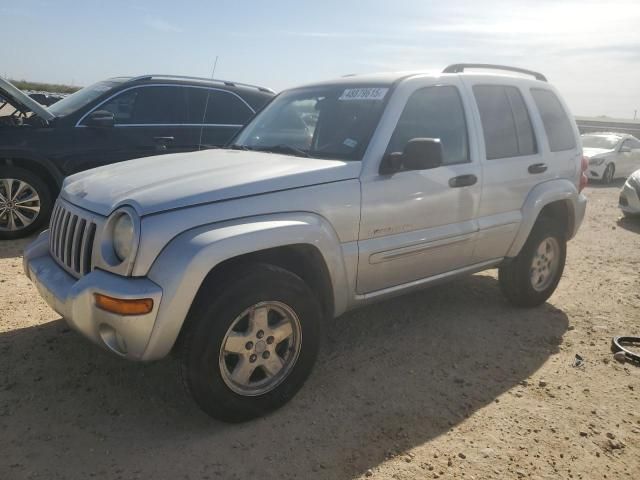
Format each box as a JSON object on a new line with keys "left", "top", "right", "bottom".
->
{"left": 180, "top": 263, "right": 321, "bottom": 422}
{"left": 0, "top": 167, "right": 52, "bottom": 240}
{"left": 602, "top": 163, "right": 615, "bottom": 184}
{"left": 499, "top": 218, "right": 567, "bottom": 307}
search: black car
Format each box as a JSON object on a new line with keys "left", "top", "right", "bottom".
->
{"left": 0, "top": 75, "right": 274, "bottom": 239}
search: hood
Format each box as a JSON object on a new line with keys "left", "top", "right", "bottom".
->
{"left": 0, "top": 78, "right": 56, "bottom": 122}
{"left": 62, "top": 149, "right": 361, "bottom": 216}
{"left": 582, "top": 147, "right": 613, "bottom": 158}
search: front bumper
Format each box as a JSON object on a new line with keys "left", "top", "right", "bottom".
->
{"left": 619, "top": 181, "right": 640, "bottom": 215}
{"left": 23, "top": 231, "right": 163, "bottom": 360}
{"left": 586, "top": 162, "right": 607, "bottom": 180}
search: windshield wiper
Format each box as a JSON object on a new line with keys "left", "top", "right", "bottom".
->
{"left": 256, "top": 144, "right": 310, "bottom": 158}
{"left": 228, "top": 144, "right": 253, "bottom": 151}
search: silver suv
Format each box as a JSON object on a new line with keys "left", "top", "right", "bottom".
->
{"left": 24, "top": 64, "right": 588, "bottom": 422}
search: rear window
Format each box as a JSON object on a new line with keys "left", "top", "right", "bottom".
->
{"left": 530, "top": 89, "right": 576, "bottom": 152}
{"left": 186, "top": 88, "right": 253, "bottom": 125}
{"left": 473, "top": 85, "right": 536, "bottom": 160}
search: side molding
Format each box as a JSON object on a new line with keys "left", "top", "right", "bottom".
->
{"left": 142, "top": 212, "right": 350, "bottom": 360}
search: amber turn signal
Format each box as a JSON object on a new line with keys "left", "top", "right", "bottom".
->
{"left": 94, "top": 293, "right": 154, "bottom": 315}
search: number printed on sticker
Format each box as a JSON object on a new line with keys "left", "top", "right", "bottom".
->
{"left": 339, "top": 88, "right": 389, "bottom": 101}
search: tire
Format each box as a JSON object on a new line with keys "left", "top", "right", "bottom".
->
{"left": 180, "top": 263, "right": 322, "bottom": 422}
{"left": 499, "top": 218, "right": 567, "bottom": 307}
{"left": 0, "top": 166, "right": 52, "bottom": 240}
{"left": 602, "top": 163, "right": 615, "bottom": 184}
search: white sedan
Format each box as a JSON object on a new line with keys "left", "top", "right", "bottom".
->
{"left": 619, "top": 169, "right": 640, "bottom": 217}
{"left": 582, "top": 133, "right": 640, "bottom": 184}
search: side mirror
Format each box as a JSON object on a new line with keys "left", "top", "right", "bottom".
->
{"left": 620, "top": 145, "right": 631, "bottom": 153}
{"left": 84, "top": 110, "right": 115, "bottom": 128}
{"left": 379, "top": 138, "right": 443, "bottom": 175}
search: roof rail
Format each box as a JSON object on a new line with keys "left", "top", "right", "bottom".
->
{"left": 443, "top": 64, "right": 547, "bottom": 82}
{"left": 128, "top": 74, "right": 275, "bottom": 93}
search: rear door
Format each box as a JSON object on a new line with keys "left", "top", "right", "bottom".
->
{"left": 186, "top": 88, "right": 256, "bottom": 148}
{"left": 619, "top": 137, "right": 640, "bottom": 177}
{"left": 461, "top": 79, "right": 577, "bottom": 262}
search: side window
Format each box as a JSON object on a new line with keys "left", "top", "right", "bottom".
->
{"left": 387, "top": 85, "right": 469, "bottom": 165}
{"left": 130, "top": 86, "right": 186, "bottom": 124}
{"left": 186, "top": 88, "right": 253, "bottom": 125}
{"left": 622, "top": 138, "right": 640, "bottom": 150}
{"left": 530, "top": 88, "right": 576, "bottom": 152}
{"left": 95, "top": 90, "right": 138, "bottom": 124}
{"left": 473, "top": 85, "right": 536, "bottom": 160}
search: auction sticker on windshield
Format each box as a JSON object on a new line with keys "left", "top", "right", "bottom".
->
{"left": 339, "top": 88, "right": 388, "bottom": 101}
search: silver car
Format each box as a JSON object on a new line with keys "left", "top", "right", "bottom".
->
{"left": 24, "top": 64, "right": 587, "bottom": 421}
{"left": 619, "top": 169, "right": 640, "bottom": 216}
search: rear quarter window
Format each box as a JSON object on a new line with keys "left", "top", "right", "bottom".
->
{"left": 530, "top": 89, "right": 576, "bottom": 152}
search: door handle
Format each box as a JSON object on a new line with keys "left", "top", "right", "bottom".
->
{"left": 528, "top": 163, "right": 548, "bottom": 174}
{"left": 448, "top": 174, "right": 478, "bottom": 188}
{"left": 153, "top": 136, "right": 175, "bottom": 143}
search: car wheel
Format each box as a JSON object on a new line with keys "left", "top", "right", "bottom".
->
{"left": 498, "top": 218, "right": 566, "bottom": 307}
{"left": 0, "top": 167, "right": 52, "bottom": 240}
{"left": 602, "top": 163, "right": 615, "bottom": 184}
{"left": 180, "top": 263, "right": 321, "bottom": 422}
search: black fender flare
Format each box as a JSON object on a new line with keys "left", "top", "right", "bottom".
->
{"left": 0, "top": 149, "right": 64, "bottom": 188}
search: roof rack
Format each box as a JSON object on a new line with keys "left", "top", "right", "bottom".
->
{"left": 443, "top": 64, "right": 547, "bottom": 82}
{"left": 128, "top": 74, "right": 275, "bottom": 93}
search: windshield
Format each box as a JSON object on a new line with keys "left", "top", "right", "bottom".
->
{"left": 48, "top": 80, "right": 124, "bottom": 117}
{"left": 581, "top": 134, "right": 620, "bottom": 150}
{"left": 232, "top": 84, "right": 391, "bottom": 160}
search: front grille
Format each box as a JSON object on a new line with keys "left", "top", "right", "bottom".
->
{"left": 49, "top": 201, "right": 96, "bottom": 277}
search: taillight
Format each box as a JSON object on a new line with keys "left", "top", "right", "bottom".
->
{"left": 579, "top": 156, "right": 588, "bottom": 192}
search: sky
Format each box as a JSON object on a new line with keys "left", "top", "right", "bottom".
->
{"left": 1, "top": 0, "right": 639, "bottom": 118}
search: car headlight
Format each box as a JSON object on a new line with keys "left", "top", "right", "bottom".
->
{"left": 589, "top": 157, "right": 605, "bottom": 166}
{"left": 113, "top": 212, "right": 134, "bottom": 261}
{"left": 100, "top": 207, "right": 140, "bottom": 274}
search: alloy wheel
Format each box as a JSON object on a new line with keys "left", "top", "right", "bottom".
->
{"left": 0, "top": 178, "right": 41, "bottom": 232}
{"left": 219, "top": 301, "right": 302, "bottom": 396}
{"left": 529, "top": 237, "right": 561, "bottom": 292}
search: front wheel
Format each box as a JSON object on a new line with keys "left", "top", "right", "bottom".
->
{"left": 0, "top": 167, "right": 52, "bottom": 240}
{"left": 602, "top": 163, "right": 615, "bottom": 184}
{"left": 499, "top": 219, "right": 567, "bottom": 307}
{"left": 180, "top": 263, "right": 321, "bottom": 422}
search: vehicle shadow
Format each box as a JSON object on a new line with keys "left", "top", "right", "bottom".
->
{"left": 617, "top": 215, "right": 640, "bottom": 234}
{"left": 0, "top": 274, "right": 568, "bottom": 479}
{"left": 587, "top": 178, "right": 625, "bottom": 189}
{"left": 0, "top": 236, "right": 35, "bottom": 260}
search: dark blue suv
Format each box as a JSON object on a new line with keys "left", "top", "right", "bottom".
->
{"left": 0, "top": 75, "right": 274, "bottom": 238}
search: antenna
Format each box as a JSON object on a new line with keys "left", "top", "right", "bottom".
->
{"left": 199, "top": 56, "right": 219, "bottom": 151}
{"left": 211, "top": 56, "right": 219, "bottom": 79}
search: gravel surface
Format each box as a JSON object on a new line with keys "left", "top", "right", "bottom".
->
{"left": 1, "top": 181, "right": 639, "bottom": 479}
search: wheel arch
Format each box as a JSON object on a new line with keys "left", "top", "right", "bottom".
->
{"left": 142, "top": 212, "right": 351, "bottom": 360}
{"left": 0, "top": 150, "right": 64, "bottom": 198}
{"left": 506, "top": 179, "right": 582, "bottom": 258}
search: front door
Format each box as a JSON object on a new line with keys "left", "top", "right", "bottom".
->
{"left": 357, "top": 80, "right": 481, "bottom": 294}
{"left": 65, "top": 85, "right": 197, "bottom": 174}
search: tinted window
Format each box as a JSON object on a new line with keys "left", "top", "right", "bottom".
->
{"left": 99, "top": 90, "right": 138, "bottom": 124}
{"left": 186, "top": 88, "right": 253, "bottom": 125}
{"left": 473, "top": 85, "right": 536, "bottom": 159}
{"left": 622, "top": 138, "right": 640, "bottom": 150}
{"left": 130, "top": 86, "right": 186, "bottom": 124}
{"left": 387, "top": 85, "right": 469, "bottom": 165}
{"left": 530, "top": 89, "right": 576, "bottom": 152}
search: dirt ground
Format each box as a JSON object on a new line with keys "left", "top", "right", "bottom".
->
{"left": 1, "top": 181, "right": 639, "bottom": 480}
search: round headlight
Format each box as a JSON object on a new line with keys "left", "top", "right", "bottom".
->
{"left": 113, "top": 212, "right": 134, "bottom": 261}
